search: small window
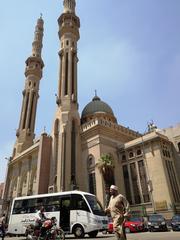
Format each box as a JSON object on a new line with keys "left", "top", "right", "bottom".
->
{"left": 137, "top": 149, "right": 142, "bottom": 156}
{"left": 122, "top": 155, "right": 126, "bottom": 161}
{"left": 66, "top": 40, "right": 69, "bottom": 45}
{"left": 129, "top": 152, "right": 134, "bottom": 159}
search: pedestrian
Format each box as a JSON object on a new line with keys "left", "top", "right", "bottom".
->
{"left": 105, "top": 185, "right": 130, "bottom": 240}
{"left": 35, "top": 206, "right": 48, "bottom": 237}
{"left": 36, "top": 206, "right": 47, "bottom": 222}
{"left": 0, "top": 214, "right": 6, "bottom": 240}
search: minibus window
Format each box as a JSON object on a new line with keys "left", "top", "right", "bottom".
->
{"left": 44, "top": 196, "right": 60, "bottom": 212}
{"left": 12, "top": 199, "right": 28, "bottom": 214}
{"left": 71, "top": 194, "right": 90, "bottom": 212}
{"left": 12, "top": 200, "right": 23, "bottom": 214}
{"left": 84, "top": 194, "right": 105, "bottom": 216}
{"left": 60, "top": 196, "right": 71, "bottom": 231}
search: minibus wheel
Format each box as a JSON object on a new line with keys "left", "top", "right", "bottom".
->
{"left": 88, "top": 230, "right": 98, "bottom": 238}
{"left": 73, "top": 224, "right": 85, "bottom": 238}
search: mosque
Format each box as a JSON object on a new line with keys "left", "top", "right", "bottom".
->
{"left": 2, "top": 0, "right": 180, "bottom": 219}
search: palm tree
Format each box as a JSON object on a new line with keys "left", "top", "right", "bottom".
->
{"left": 96, "top": 153, "right": 115, "bottom": 188}
{"left": 96, "top": 153, "right": 115, "bottom": 207}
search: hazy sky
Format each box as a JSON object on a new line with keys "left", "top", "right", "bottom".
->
{"left": 0, "top": 0, "right": 180, "bottom": 182}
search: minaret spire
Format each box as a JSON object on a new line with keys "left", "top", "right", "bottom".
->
{"left": 13, "top": 17, "right": 44, "bottom": 157}
{"left": 31, "top": 15, "right": 44, "bottom": 58}
{"left": 63, "top": 0, "right": 76, "bottom": 14}
{"left": 57, "top": 0, "right": 80, "bottom": 106}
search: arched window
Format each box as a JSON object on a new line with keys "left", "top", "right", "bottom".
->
{"left": 54, "top": 119, "right": 60, "bottom": 178}
{"left": 87, "top": 154, "right": 95, "bottom": 169}
{"left": 54, "top": 119, "right": 60, "bottom": 135}
{"left": 163, "top": 150, "right": 166, "bottom": 157}
{"left": 122, "top": 155, "right": 126, "bottom": 161}
{"left": 178, "top": 142, "right": 180, "bottom": 152}
{"left": 87, "top": 155, "right": 96, "bottom": 195}
{"left": 137, "top": 149, "right": 142, "bottom": 156}
{"left": 129, "top": 151, "right": 134, "bottom": 159}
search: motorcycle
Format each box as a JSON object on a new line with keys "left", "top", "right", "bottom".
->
{"left": 0, "top": 225, "right": 5, "bottom": 240}
{"left": 25, "top": 217, "right": 65, "bottom": 240}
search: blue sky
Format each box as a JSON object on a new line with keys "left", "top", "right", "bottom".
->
{"left": 0, "top": 0, "right": 180, "bottom": 182}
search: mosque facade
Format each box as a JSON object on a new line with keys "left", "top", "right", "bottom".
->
{"left": 2, "top": 0, "right": 180, "bottom": 219}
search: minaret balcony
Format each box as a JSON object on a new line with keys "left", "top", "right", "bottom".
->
{"left": 25, "top": 56, "right": 44, "bottom": 68}
{"left": 25, "top": 68, "right": 42, "bottom": 78}
{"left": 59, "top": 27, "right": 80, "bottom": 40}
{"left": 58, "top": 14, "right": 80, "bottom": 29}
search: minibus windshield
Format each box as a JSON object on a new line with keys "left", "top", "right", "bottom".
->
{"left": 84, "top": 194, "right": 105, "bottom": 216}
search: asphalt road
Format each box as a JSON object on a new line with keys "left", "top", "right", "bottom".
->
{"left": 5, "top": 231, "right": 180, "bottom": 240}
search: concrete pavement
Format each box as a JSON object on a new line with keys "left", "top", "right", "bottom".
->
{"left": 4, "top": 231, "right": 180, "bottom": 240}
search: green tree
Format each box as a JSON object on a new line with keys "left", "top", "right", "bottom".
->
{"left": 96, "top": 153, "right": 115, "bottom": 188}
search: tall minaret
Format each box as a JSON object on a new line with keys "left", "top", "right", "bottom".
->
{"left": 57, "top": 0, "right": 79, "bottom": 106}
{"left": 13, "top": 16, "right": 44, "bottom": 157}
{"left": 50, "top": 0, "right": 85, "bottom": 192}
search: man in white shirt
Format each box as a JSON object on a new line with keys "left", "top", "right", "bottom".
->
{"left": 105, "top": 185, "right": 129, "bottom": 240}
{"left": 36, "top": 206, "right": 47, "bottom": 222}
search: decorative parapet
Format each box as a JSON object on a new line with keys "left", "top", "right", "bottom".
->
{"left": 81, "top": 118, "right": 141, "bottom": 138}
{"left": 118, "top": 131, "right": 170, "bottom": 152}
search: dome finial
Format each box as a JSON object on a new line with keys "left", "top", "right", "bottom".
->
{"left": 63, "top": 0, "right": 76, "bottom": 14}
{"left": 92, "top": 90, "right": 100, "bottom": 101}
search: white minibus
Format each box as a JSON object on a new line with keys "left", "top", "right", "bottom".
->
{"left": 8, "top": 190, "right": 108, "bottom": 238}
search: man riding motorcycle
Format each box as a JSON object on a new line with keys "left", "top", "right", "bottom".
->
{"left": 25, "top": 207, "right": 65, "bottom": 240}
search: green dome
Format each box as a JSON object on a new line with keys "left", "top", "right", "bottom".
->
{"left": 81, "top": 95, "right": 114, "bottom": 117}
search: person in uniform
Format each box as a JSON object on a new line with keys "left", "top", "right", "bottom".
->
{"left": 105, "top": 185, "right": 130, "bottom": 240}
{"left": 0, "top": 214, "right": 6, "bottom": 240}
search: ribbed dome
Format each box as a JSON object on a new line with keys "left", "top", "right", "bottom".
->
{"left": 81, "top": 95, "right": 114, "bottom": 117}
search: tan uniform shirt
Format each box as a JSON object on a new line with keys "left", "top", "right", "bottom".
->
{"left": 108, "top": 194, "right": 129, "bottom": 219}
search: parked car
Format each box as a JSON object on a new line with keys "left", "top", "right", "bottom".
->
{"left": 124, "top": 216, "right": 146, "bottom": 233}
{"left": 148, "top": 214, "right": 168, "bottom": 232}
{"left": 106, "top": 216, "right": 147, "bottom": 234}
{"left": 107, "top": 217, "right": 114, "bottom": 234}
{"left": 171, "top": 214, "right": 180, "bottom": 231}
